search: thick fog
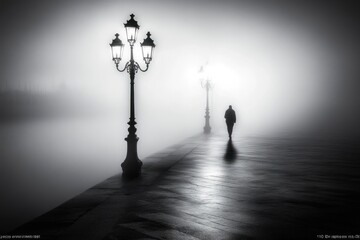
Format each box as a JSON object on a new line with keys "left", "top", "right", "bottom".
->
{"left": 1, "top": 0, "right": 359, "bottom": 233}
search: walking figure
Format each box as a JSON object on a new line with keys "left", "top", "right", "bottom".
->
{"left": 224, "top": 105, "right": 236, "bottom": 139}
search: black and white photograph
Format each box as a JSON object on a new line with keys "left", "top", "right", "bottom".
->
{"left": 0, "top": 0, "right": 360, "bottom": 239}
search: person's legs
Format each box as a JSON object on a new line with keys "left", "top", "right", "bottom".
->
{"left": 226, "top": 122, "right": 234, "bottom": 138}
{"left": 229, "top": 123, "right": 234, "bottom": 138}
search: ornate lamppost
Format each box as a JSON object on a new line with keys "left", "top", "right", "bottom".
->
{"left": 202, "top": 79, "right": 212, "bottom": 134}
{"left": 109, "top": 14, "right": 156, "bottom": 178}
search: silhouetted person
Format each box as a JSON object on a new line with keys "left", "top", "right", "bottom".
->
{"left": 224, "top": 105, "right": 236, "bottom": 139}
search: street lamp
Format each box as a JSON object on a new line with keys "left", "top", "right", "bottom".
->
{"left": 202, "top": 79, "right": 212, "bottom": 134}
{"left": 109, "top": 14, "right": 156, "bottom": 178}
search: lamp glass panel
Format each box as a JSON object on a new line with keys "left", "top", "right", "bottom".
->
{"left": 111, "top": 45, "right": 123, "bottom": 60}
{"left": 142, "top": 45, "right": 153, "bottom": 64}
{"left": 126, "top": 27, "right": 138, "bottom": 44}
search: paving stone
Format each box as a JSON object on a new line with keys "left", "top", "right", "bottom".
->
{"left": 11, "top": 134, "right": 360, "bottom": 239}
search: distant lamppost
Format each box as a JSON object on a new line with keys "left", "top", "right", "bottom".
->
{"left": 202, "top": 79, "right": 212, "bottom": 134}
{"left": 109, "top": 14, "right": 156, "bottom": 178}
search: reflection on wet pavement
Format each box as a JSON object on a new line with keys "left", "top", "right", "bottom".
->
{"left": 13, "top": 134, "right": 360, "bottom": 240}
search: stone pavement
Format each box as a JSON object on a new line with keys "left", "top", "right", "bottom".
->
{"left": 12, "top": 134, "right": 360, "bottom": 240}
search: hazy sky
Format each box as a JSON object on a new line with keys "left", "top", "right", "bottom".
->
{"left": 1, "top": 0, "right": 360, "bottom": 134}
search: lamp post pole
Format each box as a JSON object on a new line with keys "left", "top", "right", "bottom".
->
{"left": 123, "top": 44, "right": 141, "bottom": 177}
{"left": 203, "top": 79, "right": 211, "bottom": 134}
{"left": 110, "top": 14, "right": 155, "bottom": 178}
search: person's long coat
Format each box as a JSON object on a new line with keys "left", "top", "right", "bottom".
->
{"left": 225, "top": 109, "right": 236, "bottom": 124}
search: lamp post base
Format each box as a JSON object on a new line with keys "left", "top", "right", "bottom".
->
{"left": 204, "top": 126, "right": 211, "bottom": 134}
{"left": 121, "top": 136, "right": 142, "bottom": 178}
{"left": 204, "top": 114, "right": 211, "bottom": 134}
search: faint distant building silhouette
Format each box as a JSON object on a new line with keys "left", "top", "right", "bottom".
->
{"left": 224, "top": 105, "right": 236, "bottom": 139}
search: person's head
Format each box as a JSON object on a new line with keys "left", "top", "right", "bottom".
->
{"left": 229, "top": 105, "right": 232, "bottom": 109}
